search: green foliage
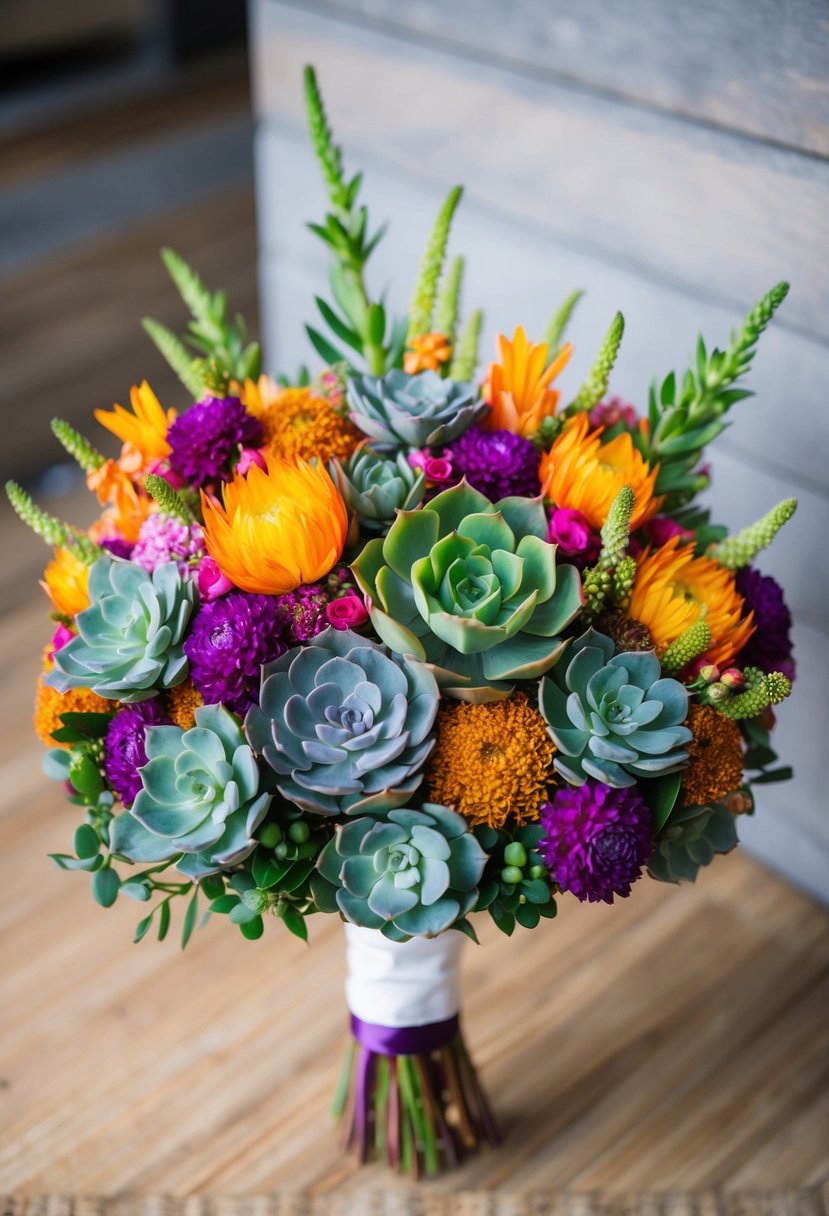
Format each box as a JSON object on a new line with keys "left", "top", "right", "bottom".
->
{"left": 648, "top": 799, "right": 739, "bottom": 883}
{"left": 473, "top": 824, "right": 557, "bottom": 935}
{"left": 448, "top": 308, "right": 482, "bottom": 381}
{"left": 636, "top": 281, "right": 789, "bottom": 511}
{"left": 434, "top": 255, "right": 465, "bottom": 347}
{"left": 407, "top": 186, "right": 463, "bottom": 340}
{"left": 543, "top": 289, "right": 583, "bottom": 362}
{"left": 346, "top": 368, "right": 485, "bottom": 451}
{"left": 566, "top": 312, "right": 624, "bottom": 414}
{"left": 580, "top": 486, "right": 635, "bottom": 619}
{"left": 717, "top": 666, "right": 792, "bottom": 720}
{"left": 5, "top": 480, "right": 99, "bottom": 563}
{"left": 661, "top": 620, "right": 712, "bottom": 675}
{"left": 143, "top": 472, "right": 196, "bottom": 524}
{"left": 50, "top": 419, "right": 105, "bottom": 473}
{"left": 708, "top": 498, "right": 797, "bottom": 570}
{"left": 141, "top": 318, "right": 206, "bottom": 398}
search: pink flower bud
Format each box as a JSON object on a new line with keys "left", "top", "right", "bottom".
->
{"left": 698, "top": 663, "right": 721, "bottom": 684}
{"left": 407, "top": 449, "right": 428, "bottom": 472}
{"left": 49, "top": 623, "right": 74, "bottom": 659}
{"left": 707, "top": 681, "right": 730, "bottom": 703}
{"left": 422, "top": 456, "right": 454, "bottom": 484}
{"left": 197, "top": 556, "right": 233, "bottom": 601}
{"left": 547, "top": 507, "right": 598, "bottom": 558}
{"left": 325, "top": 593, "right": 370, "bottom": 630}
{"left": 236, "top": 447, "right": 267, "bottom": 476}
{"left": 721, "top": 668, "right": 745, "bottom": 690}
{"left": 645, "top": 516, "right": 695, "bottom": 547}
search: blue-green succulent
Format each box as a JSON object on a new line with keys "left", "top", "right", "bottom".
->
{"left": 347, "top": 368, "right": 485, "bottom": 450}
{"left": 317, "top": 803, "right": 487, "bottom": 939}
{"left": 351, "top": 480, "right": 584, "bottom": 701}
{"left": 539, "top": 628, "right": 692, "bottom": 787}
{"left": 245, "top": 627, "right": 439, "bottom": 816}
{"left": 48, "top": 557, "right": 196, "bottom": 702}
{"left": 110, "top": 702, "right": 271, "bottom": 878}
{"left": 331, "top": 445, "right": 425, "bottom": 531}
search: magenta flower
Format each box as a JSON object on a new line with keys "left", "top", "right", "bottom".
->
{"left": 49, "top": 623, "right": 75, "bottom": 660}
{"left": 588, "top": 397, "right": 639, "bottom": 433}
{"left": 236, "top": 447, "right": 267, "bottom": 476}
{"left": 547, "top": 507, "right": 600, "bottom": 561}
{"left": 444, "top": 425, "right": 540, "bottom": 500}
{"left": 104, "top": 698, "right": 170, "bottom": 806}
{"left": 326, "top": 594, "right": 370, "bottom": 630}
{"left": 167, "top": 396, "right": 262, "bottom": 487}
{"left": 197, "top": 556, "right": 233, "bottom": 601}
{"left": 642, "top": 516, "right": 695, "bottom": 548}
{"left": 131, "top": 513, "right": 204, "bottom": 575}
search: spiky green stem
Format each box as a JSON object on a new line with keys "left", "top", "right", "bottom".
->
{"left": 718, "top": 667, "right": 792, "bottom": 719}
{"left": 543, "top": 289, "right": 584, "bottom": 362}
{"left": 6, "top": 480, "right": 69, "bottom": 546}
{"left": 144, "top": 473, "right": 196, "bottom": 524}
{"left": 611, "top": 554, "right": 637, "bottom": 605}
{"left": 531, "top": 414, "right": 565, "bottom": 452}
{"left": 448, "top": 308, "right": 482, "bottom": 381}
{"left": 662, "top": 620, "right": 712, "bottom": 674}
{"left": 434, "top": 255, "right": 464, "bottom": 347}
{"left": 408, "top": 187, "right": 463, "bottom": 341}
{"left": 567, "top": 312, "right": 624, "bottom": 414}
{"left": 142, "top": 318, "right": 206, "bottom": 398}
{"left": 708, "top": 498, "right": 797, "bottom": 570}
{"left": 160, "top": 247, "right": 214, "bottom": 326}
{"left": 50, "top": 419, "right": 105, "bottom": 474}
{"left": 303, "top": 65, "right": 349, "bottom": 211}
{"left": 598, "top": 485, "right": 634, "bottom": 571}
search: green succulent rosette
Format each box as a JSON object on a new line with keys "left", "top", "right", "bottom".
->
{"left": 347, "top": 369, "right": 485, "bottom": 451}
{"left": 331, "top": 445, "right": 425, "bottom": 532}
{"left": 317, "top": 803, "right": 487, "bottom": 940}
{"left": 48, "top": 557, "right": 196, "bottom": 702}
{"left": 351, "top": 480, "right": 584, "bottom": 701}
{"left": 539, "top": 628, "right": 692, "bottom": 788}
{"left": 245, "top": 627, "right": 439, "bottom": 816}
{"left": 110, "top": 702, "right": 271, "bottom": 878}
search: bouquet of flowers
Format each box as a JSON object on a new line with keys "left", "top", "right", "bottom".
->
{"left": 8, "top": 69, "right": 796, "bottom": 1178}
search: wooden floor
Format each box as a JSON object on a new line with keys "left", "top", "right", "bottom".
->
{"left": 1, "top": 90, "right": 828, "bottom": 1200}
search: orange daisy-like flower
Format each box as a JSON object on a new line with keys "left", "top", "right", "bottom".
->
{"left": 404, "top": 332, "right": 453, "bottom": 374}
{"left": 34, "top": 677, "right": 110, "bottom": 747}
{"left": 86, "top": 460, "right": 155, "bottom": 544}
{"left": 681, "top": 704, "right": 744, "bottom": 807}
{"left": 239, "top": 377, "right": 361, "bottom": 464}
{"left": 94, "top": 381, "right": 175, "bottom": 472}
{"left": 627, "top": 537, "right": 755, "bottom": 669}
{"left": 41, "top": 547, "right": 90, "bottom": 617}
{"left": 483, "top": 326, "right": 572, "bottom": 436}
{"left": 200, "top": 452, "right": 348, "bottom": 595}
{"left": 539, "top": 412, "right": 662, "bottom": 532}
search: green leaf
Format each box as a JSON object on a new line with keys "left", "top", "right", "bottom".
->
{"left": 91, "top": 867, "right": 120, "bottom": 908}
{"left": 315, "top": 296, "right": 363, "bottom": 353}
{"left": 142, "top": 318, "right": 204, "bottom": 398}
{"left": 751, "top": 766, "right": 794, "bottom": 785}
{"left": 453, "top": 917, "right": 479, "bottom": 945}
{"left": 121, "top": 880, "right": 151, "bottom": 902}
{"left": 281, "top": 904, "right": 308, "bottom": 942}
{"left": 58, "top": 712, "right": 114, "bottom": 739}
{"left": 644, "top": 771, "right": 683, "bottom": 833}
{"left": 49, "top": 851, "right": 103, "bottom": 872}
{"left": 209, "top": 894, "right": 240, "bottom": 914}
{"left": 306, "top": 325, "right": 347, "bottom": 366}
{"left": 240, "top": 915, "right": 264, "bottom": 940}
{"left": 200, "top": 874, "right": 225, "bottom": 901}
{"left": 366, "top": 302, "right": 386, "bottom": 348}
{"left": 157, "top": 900, "right": 171, "bottom": 941}
{"left": 74, "top": 824, "right": 100, "bottom": 860}
{"left": 134, "top": 910, "right": 154, "bottom": 942}
{"left": 515, "top": 901, "right": 540, "bottom": 929}
{"left": 68, "top": 754, "right": 104, "bottom": 801}
{"left": 490, "top": 904, "right": 515, "bottom": 936}
{"left": 180, "top": 889, "right": 199, "bottom": 949}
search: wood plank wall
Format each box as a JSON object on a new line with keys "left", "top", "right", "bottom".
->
{"left": 249, "top": 1, "right": 829, "bottom": 901}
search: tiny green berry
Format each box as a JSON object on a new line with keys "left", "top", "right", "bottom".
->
{"left": 501, "top": 865, "right": 523, "bottom": 885}
{"left": 503, "top": 842, "right": 528, "bottom": 868}
{"left": 289, "top": 821, "right": 311, "bottom": 844}
{"left": 275, "top": 841, "right": 289, "bottom": 859}
{"left": 529, "top": 864, "right": 546, "bottom": 879}
{"left": 259, "top": 823, "right": 283, "bottom": 849}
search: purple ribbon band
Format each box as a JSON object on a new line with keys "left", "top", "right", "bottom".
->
{"left": 350, "top": 1012, "right": 459, "bottom": 1056}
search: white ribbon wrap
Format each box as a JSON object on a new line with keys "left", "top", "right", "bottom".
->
{"left": 344, "top": 923, "right": 464, "bottom": 1028}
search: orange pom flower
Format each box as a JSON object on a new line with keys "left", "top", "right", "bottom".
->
{"left": 94, "top": 381, "right": 175, "bottom": 471}
{"left": 539, "top": 412, "right": 661, "bottom": 532}
{"left": 681, "top": 704, "right": 744, "bottom": 807}
{"left": 34, "top": 677, "right": 110, "bottom": 747}
{"left": 239, "top": 377, "right": 360, "bottom": 464}
{"left": 42, "top": 547, "right": 90, "bottom": 617}
{"left": 483, "top": 326, "right": 572, "bottom": 435}
{"left": 627, "top": 538, "right": 755, "bottom": 669}
{"left": 200, "top": 453, "right": 348, "bottom": 595}
{"left": 404, "top": 332, "right": 452, "bottom": 374}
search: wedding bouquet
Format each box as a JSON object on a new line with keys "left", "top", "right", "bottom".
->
{"left": 8, "top": 69, "right": 796, "bottom": 1178}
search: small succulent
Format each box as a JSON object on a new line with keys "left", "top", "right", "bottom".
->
{"left": 539, "top": 628, "right": 692, "bottom": 787}
{"left": 473, "top": 823, "right": 556, "bottom": 933}
{"left": 351, "top": 480, "right": 583, "bottom": 701}
{"left": 109, "top": 702, "right": 271, "bottom": 878}
{"left": 48, "top": 557, "right": 196, "bottom": 702}
{"left": 316, "top": 803, "right": 487, "bottom": 939}
{"left": 648, "top": 799, "right": 738, "bottom": 883}
{"left": 331, "top": 445, "right": 425, "bottom": 531}
{"left": 347, "top": 368, "right": 485, "bottom": 450}
{"left": 245, "top": 627, "right": 439, "bottom": 816}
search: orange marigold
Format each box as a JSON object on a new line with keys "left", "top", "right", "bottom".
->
{"left": 483, "top": 326, "right": 572, "bottom": 436}
{"left": 42, "top": 547, "right": 90, "bottom": 617}
{"left": 239, "top": 376, "right": 361, "bottom": 464}
{"left": 404, "top": 332, "right": 452, "bottom": 374}
{"left": 628, "top": 537, "right": 755, "bottom": 670}
{"left": 426, "top": 693, "right": 554, "bottom": 828}
{"left": 539, "top": 412, "right": 661, "bottom": 532}
{"left": 166, "top": 680, "right": 203, "bottom": 730}
{"left": 681, "top": 704, "right": 744, "bottom": 807}
{"left": 34, "top": 677, "right": 110, "bottom": 747}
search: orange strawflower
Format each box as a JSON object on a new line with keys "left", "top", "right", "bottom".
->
{"left": 86, "top": 460, "right": 155, "bottom": 543}
{"left": 34, "top": 677, "right": 110, "bottom": 747}
{"left": 42, "top": 547, "right": 90, "bottom": 617}
{"left": 426, "top": 693, "right": 555, "bottom": 828}
{"left": 627, "top": 537, "right": 755, "bottom": 669}
{"left": 200, "top": 453, "right": 348, "bottom": 595}
{"left": 94, "top": 381, "right": 175, "bottom": 471}
{"left": 539, "top": 412, "right": 662, "bottom": 532}
{"left": 682, "top": 704, "right": 744, "bottom": 807}
{"left": 483, "top": 326, "right": 572, "bottom": 435}
{"left": 239, "top": 377, "right": 361, "bottom": 464}
{"left": 166, "top": 681, "right": 203, "bottom": 730}
{"left": 404, "top": 332, "right": 452, "bottom": 374}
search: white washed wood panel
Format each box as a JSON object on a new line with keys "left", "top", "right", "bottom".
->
{"left": 252, "top": 2, "right": 829, "bottom": 344}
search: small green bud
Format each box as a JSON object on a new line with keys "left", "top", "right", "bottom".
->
{"left": 275, "top": 841, "right": 289, "bottom": 860}
{"left": 518, "top": 894, "right": 527, "bottom": 904}
{"left": 258, "top": 823, "right": 283, "bottom": 849}
{"left": 288, "top": 821, "right": 311, "bottom": 844}
{"left": 529, "top": 864, "right": 546, "bottom": 880}
{"left": 501, "top": 865, "right": 523, "bottom": 885}
{"left": 504, "top": 841, "right": 528, "bottom": 868}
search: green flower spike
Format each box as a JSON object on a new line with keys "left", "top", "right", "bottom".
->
{"left": 708, "top": 498, "right": 797, "bottom": 570}
{"left": 661, "top": 619, "right": 712, "bottom": 674}
{"left": 347, "top": 368, "right": 484, "bottom": 451}
{"left": 50, "top": 419, "right": 105, "bottom": 473}
{"left": 330, "top": 446, "right": 425, "bottom": 532}
{"left": 351, "top": 480, "right": 584, "bottom": 702}
{"left": 540, "top": 627, "right": 692, "bottom": 787}
{"left": 47, "top": 557, "right": 196, "bottom": 702}
{"left": 110, "top": 703, "right": 271, "bottom": 879}
{"left": 448, "top": 308, "right": 483, "bottom": 381}
{"left": 566, "top": 311, "right": 625, "bottom": 414}
{"left": 434, "top": 255, "right": 465, "bottom": 347}
{"left": 407, "top": 186, "right": 463, "bottom": 342}
{"left": 317, "top": 803, "right": 487, "bottom": 940}
{"left": 717, "top": 667, "right": 792, "bottom": 719}
{"left": 144, "top": 472, "right": 197, "bottom": 525}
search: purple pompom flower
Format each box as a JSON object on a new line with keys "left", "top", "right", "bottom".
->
{"left": 445, "top": 425, "right": 541, "bottom": 500}
{"left": 539, "top": 780, "right": 653, "bottom": 904}
{"left": 735, "top": 567, "right": 795, "bottom": 681}
{"left": 184, "top": 591, "right": 286, "bottom": 715}
{"left": 100, "top": 535, "right": 134, "bottom": 560}
{"left": 274, "top": 578, "right": 343, "bottom": 643}
{"left": 132, "top": 513, "right": 204, "bottom": 574}
{"left": 104, "top": 698, "right": 170, "bottom": 806}
{"left": 167, "top": 396, "right": 262, "bottom": 487}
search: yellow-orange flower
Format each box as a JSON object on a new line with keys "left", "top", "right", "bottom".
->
{"left": 681, "top": 704, "right": 744, "bottom": 807}
{"left": 34, "top": 677, "right": 110, "bottom": 747}
{"left": 86, "top": 459, "right": 155, "bottom": 543}
{"left": 94, "top": 381, "right": 175, "bottom": 470}
{"left": 200, "top": 453, "right": 348, "bottom": 595}
{"left": 239, "top": 377, "right": 361, "bottom": 464}
{"left": 426, "top": 693, "right": 555, "bottom": 828}
{"left": 404, "top": 332, "right": 452, "bottom": 374}
{"left": 483, "top": 326, "right": 572, "bottom": 435}
{"left": 627, "top": 538, "right": 755, "bottom": 669}
{"left": 539, "top": 412, "right": 661, "bottom": 532}
{"left": 41, "top": 547, "right": 90, "bottom": 617}
{"left": 166, "top": 680, "right": 203, "bottom": 730}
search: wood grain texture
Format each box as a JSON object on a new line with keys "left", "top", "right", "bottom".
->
{"left": 251, "top": 3, "right": 829, "bottom": 345}
{"left": 287, "top": 0, "right": 829, "bottom": 158}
